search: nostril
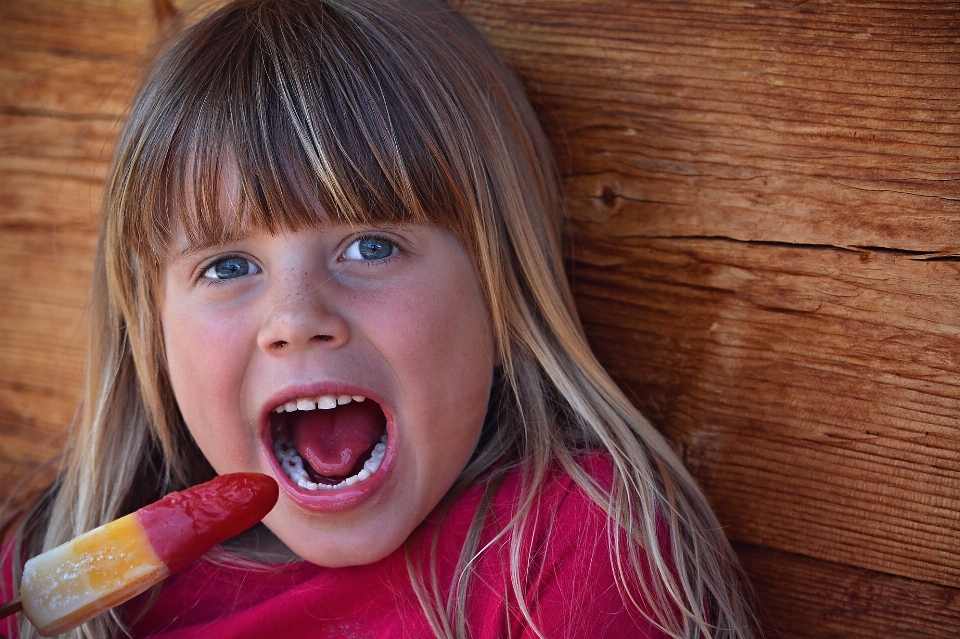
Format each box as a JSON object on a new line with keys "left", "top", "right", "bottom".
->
{"left": 271, "top": 340, "right": 289, "bottom": 351}
{"left": 313, "top": 334, "right": 333, "bottom": 342}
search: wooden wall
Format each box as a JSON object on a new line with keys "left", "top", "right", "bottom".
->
{"left": 2, "top": 0, "right": 959, "bottom": 636}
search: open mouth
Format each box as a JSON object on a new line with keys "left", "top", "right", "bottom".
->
{"left": 269, "top": 394, "right": 388, "bottom": 491}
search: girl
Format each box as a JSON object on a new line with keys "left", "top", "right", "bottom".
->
{"left": 4, "top": 0, "right": 756, "bottom": 637}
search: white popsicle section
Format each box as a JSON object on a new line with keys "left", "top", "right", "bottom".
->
{"left": 21, "top": 513, "right": 168, "bottom": 637}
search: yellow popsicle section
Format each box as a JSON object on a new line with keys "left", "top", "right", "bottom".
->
{"left": 21, "top": 513, "right": 168, "bottom": 636}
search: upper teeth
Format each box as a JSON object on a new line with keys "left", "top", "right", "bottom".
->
{"left": 274, "top": 394, "right": 366, "bottom": 413}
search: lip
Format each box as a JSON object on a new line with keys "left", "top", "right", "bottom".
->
{"left": 259, "top": 383, "right": 396, "bottom": 513}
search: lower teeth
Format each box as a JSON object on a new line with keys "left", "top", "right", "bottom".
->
{"left": 273, "top": 434, "right": 388, "bottom": 491}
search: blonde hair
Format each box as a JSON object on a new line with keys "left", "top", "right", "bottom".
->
{"left": 12, "top": 1, "right": 755, "bottom": 637}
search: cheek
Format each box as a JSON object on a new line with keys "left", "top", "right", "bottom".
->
{"left": 371, "top": 276, "right": 496, "bottom": 450}
{"left": 162, "top": 310, "right": 263, "bottom": 477}
{"left": 162, "top": 306, "right": 253, "bottom": 432}
{"left": 387, "top": 280, "right": 492, "bottom": 387}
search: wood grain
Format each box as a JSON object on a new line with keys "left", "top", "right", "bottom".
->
{"left": 736, "top": 541, "right": 960, "bottom": 638}
{"left": 572, "top": 235, "right": 960, "bottom": 588}
{"left": 2, "top": 0, "right": 960, "bottom": 637}
{"left": 0, "top": 0, "right": 159, "bottom": 503}
{"left": 459, "top": 0, "right": 960, "bottom": 251}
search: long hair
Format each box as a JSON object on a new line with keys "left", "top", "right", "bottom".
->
{"left": 13, "top": 1, "right": 755, "bottom": 637}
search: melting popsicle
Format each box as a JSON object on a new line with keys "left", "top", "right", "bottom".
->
{"left": 19, "top": 473, "right": 278, "bottom": 637}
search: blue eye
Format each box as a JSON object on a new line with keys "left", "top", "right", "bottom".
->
{"left": 203, "top": 256, "right": 260, "bottom": 280}
{"left": 343, "top": 236, "right": 397, "bottom": 261}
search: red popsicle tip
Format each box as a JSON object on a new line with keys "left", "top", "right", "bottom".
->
{"left": 135, "top": 473, "right": 279, "bottom": 573}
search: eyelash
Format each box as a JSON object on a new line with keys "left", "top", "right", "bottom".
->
{"left": 340, "top": 235, "right": 402, "bottom": 265}
{"left": 198, "top": 254, "right": 261, "bottom": 285}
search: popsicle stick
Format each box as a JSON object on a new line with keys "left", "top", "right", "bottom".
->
{"left": 0, "top": 597, "right": 21, "bottom": 619}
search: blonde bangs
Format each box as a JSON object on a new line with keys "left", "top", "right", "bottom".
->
{"left": 118, "top": 0, "right": 490, "bottom": 265}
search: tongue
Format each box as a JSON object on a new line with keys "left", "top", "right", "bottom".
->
{"left": 291, "top": 401, "right": 386, "bottom": 478}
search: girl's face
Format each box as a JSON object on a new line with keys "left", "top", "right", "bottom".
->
{"left": 160, "top": 217, "right": 496, "bottom": 566}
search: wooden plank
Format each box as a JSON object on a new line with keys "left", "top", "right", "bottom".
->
{"left": 0, "top": 111, "right": 118, "bottom": 231}
{"left": 571, "top": 234, "right": 960, "bottom": 588}
{"left": 0, "top": 162, "right": 107, "bottom": 230}
{"left": 0, "top": 227, "right": 94, "bottom": 501}
{"left": 0, "top": 46, "right": 144, "bottom": 119}
{"left": 0, "top": 0, "right": 158, "bottom": 59}
{"left": 0, "top": 1, "right": 147, "bottom": 492}
{"left": 0, "top": 383, "right": 71, "bottom": 500}
{"left": 458, "top": 0, "right": 960, "bottom": 252}
{"left": 735, "top": 542, "right": 960, "bottom": 638}
{"left": 0, "top": 113, "right": 123, "bottom": 165}
{"left": 0, "top": 108, "right": 115, "bottom": 237}
{"left": 0, "top": 226, "right": 93, "bottom": 368}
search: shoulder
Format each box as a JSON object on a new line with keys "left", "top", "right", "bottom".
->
{"left": 467, "top": 452, "right": 671, "bottom": 639}
{"left": 489, "top": 451, "right": 623, "bottom": 556}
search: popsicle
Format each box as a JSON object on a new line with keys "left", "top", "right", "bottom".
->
{"left": 17, "top": 473, "right": 278, "bottom": 637}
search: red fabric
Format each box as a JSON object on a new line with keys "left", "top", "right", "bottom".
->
{"left": 1, "top": 540, "right": 16, "bottom": 639}
{"left": 7, "top": 456, "right": 671, "bottom": 639}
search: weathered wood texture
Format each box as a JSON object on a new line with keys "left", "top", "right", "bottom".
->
{"left": 0, "top": 0, "right": 159, "bottom": 498}
{"left": 736, "top": 542, "right": 960, "bottom": 638}
{"left": 1, "top": 0, "right": 958, "bottom": 636}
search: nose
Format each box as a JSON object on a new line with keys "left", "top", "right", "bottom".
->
{"left": 256, "top": 271, "right": 350, "bottom": 355}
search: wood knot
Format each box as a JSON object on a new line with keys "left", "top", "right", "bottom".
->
{"left": 153, "top": 0, "right": 180, "bottom": 26}
{"left": 600, "top": 185, "right": 618, "bottom": 207}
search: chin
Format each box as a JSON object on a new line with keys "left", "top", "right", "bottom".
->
{"left": 262, "top": 497, "right": 415, "bottom": 567}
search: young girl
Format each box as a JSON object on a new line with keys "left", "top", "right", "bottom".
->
{"left": 4, "top": 0, "right": 756, "bottom": 637}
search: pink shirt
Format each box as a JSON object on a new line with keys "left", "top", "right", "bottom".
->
{"left": 5, "top": 456, "right": 669, "bottom": 638}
